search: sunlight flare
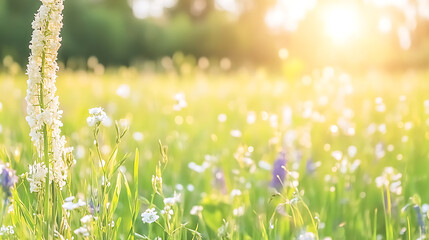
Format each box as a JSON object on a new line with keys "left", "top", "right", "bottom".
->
{"left": 323, "top": 4, "right": 362, "bottom": 44}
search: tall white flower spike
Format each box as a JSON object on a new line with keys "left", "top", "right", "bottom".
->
{"left": 25, "top": 0, "right": 71, "bottom": 191}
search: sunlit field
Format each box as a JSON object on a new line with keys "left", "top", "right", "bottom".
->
{"left": 1, "top": 62, "right": 429, "bottom": 239}
{"left": 4, "top": 0, "right": 429, "bottom": 239}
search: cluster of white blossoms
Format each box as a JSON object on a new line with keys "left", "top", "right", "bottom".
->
{"left": 173, "top": 92, "right": 187, "bottom": 111}
{"left": 161, "top": 205, "right": 174, "bottom": 220}
{"left": 0, "top": 225, "right": 14, "bottom": 236}
{"left": 27, "top": 162, "right": 49, "bottom": 193}
{"left": 62, "top": 196, "right": 86, "bottom": 211}
{"left": 217, "top": 220, "right": 229, "bottom": 238}
{"left": 160, "top": 193, "right": 179, "bottom": 220}
{"left": 163, "top": 192, "right": 181, "bottom": 205}
{"left": 297, "top": 231, "right": 317, "bottom": 240}
{"left": 190, "top": 205, "right": 203, "bottom": 215}
{"left": 375, "top": 167, "right": 402, "bottom": 195}
{"left": 80, "top": 215, "right": 93, "bottom": 224}
{"left": 74, "top": 226, "right": 90, "bottom": 237}
{"left": 87, "top": 107, "right": 110, "bottom": 127}
{"left": 73, "top": 215, "right": 93, "bottom": 237}
{"left": 141, "top": 208, "right": 159, "bottom": 224}
{"left": 25, "top": 0, "right": 71, "bottom": 191}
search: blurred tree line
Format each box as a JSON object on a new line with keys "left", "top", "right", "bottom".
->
{"left": 1, "top": 0, "right": 429, "bottom": 70}
{"left": 0, "top": 0, "right": 282, "bottom": 68}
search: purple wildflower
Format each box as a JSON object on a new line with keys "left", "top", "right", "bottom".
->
{"left": 212, "top": 168, "right": 227, "bottom": 194}
{"left": 89, "top": 199, "right": 100, "bottom": 215}
{"left": 0, "top": 164, "right": 18, "bottom": 197}
{"left": 306, "top": 158, "right": 316, "bottom": 175}
{"left": 270, "top": 151, "right": 287, "bottom": 191}
{"left": 414, "top": 205, "right": 426, "bottom": 235}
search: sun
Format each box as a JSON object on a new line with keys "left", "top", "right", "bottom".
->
{"left": 323, "top": 4, "right": 361, "bottom": 44}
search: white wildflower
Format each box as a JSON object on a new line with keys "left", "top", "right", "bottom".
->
{"left": 218, "top": 113, "right": 227, "bottom": 122}
{"left": 258, "top": 161, "right": 272, "bottom": 171}
{"left": 62, "top": 201, "right": 76, "bottom": 211}
{"left": 190, "top": 205, "right": 203, "bottom": 215}
{"left": 188, "top": 161, "right": 210, "bottom": 173}
{"left": 27, "top": 162, "right": 49, "bottom": 193}
{"left": 233, "top": 206, "right": 245, "bottom": 216}
{"left": 62, "top": 198, "right": 86, "bottom": 211}
{"left": 331, "top": 150, "right": 342, "bottom": 161}
{"left": 25, "top": 0, "right": 69, "bottom": 190}
{"left": 375, "top": 167, "right": 402, "bottom": 195}
{"left": 77, "top": 198, "right": 86, "bottom": 207}
{"left": 423, "top": 204, "right": 429, "bottom": 214}
{"left": 425, "top": 100, "right": 429, "bottom": 114}
{"left": 64, "top": 196, "right": 75, "bottom": 202}
{"left": 74, "top": 226, "right": 89, "bottom": 237}
{"left": 108, "top": 220, "right": 115, "bottom": 228}
{"left": 348, "top": 145, "right": 357, "bottom": 158}
{"left": 161, "top": 205, "right": 174, "bottom": 219}
{"left": 247, "top": 111, "right": 256, "bottom": 124}
{"left": 230, "top": 129, "right": 242, "bottom": 138}
{"left": 283, "top": 106, "right": 292, "bottom": 126}
{"left": 297, "top": 232, "right": 316, "bottom": 240}
{"left": 164, "top": 193, "right": 181, "bottom": 206}
{"left": 87, "top": 107, "right": 110, "bottom": 127}
{"left": 173, "top": 92, "right": 187, "bottom": 111}
{"left": 163, "top": 197, "right": 176, "bottom": 206}
{"left": 417, "top": 235, "right": 427, "bottom": 240}
{"left": 175, "top": 184, "right": 184, "bottom": 191}
{"left": 375, "top": 142, "right": 385, "bottom": 160}
{"left": 133, "top": 132, "right": 144, "bottom": 141}
{"left": 0, "top": 225, "right": 14, "bottom": 236}
{"left": 101, "top": 176, "right": 110, "bottom": 187}
{"left": 7, "top": 204, "right": 14, "bottom": 214}
{"left": 187, "top": 184, "right": 195, "bottom": 192}
{"left": 230, "top": 189, "right": 242, "bottom": 198}
{"left": 118, "top": 118, "right": 129, "bottom": 128}
{"left": 218, "top": 220, "right": 229, "bottom": 237}
{"left": 116, "top": 84, "right": 130, "bottom": 98}
{"left": 350, "top": 159, "right": 361, "bottom": 173}
{"left": 80, "top": 215, "right": 93, "bottom": 225}
{"left": 204, "top": 154, "right": 218, "bottom": 162}
{"left": 269, "top": 114, "right": 278, "bottom": 128}
{"left": 141, "top": 208, "right": 159, "bottom": 224}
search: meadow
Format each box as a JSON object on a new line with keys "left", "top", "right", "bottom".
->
{"left": 1, "top": 60, "right": 429, "bottom": 239}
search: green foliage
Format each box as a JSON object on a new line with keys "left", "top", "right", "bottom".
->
{"left": 1, "top": 65, "right": 429, "bottom": 238}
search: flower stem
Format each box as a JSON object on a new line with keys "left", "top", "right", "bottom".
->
{"left": 40, "top": 39, "right": 51, "bottom": 240}
{"left": 43, "top": 123, "right": 50, "bottom": 240}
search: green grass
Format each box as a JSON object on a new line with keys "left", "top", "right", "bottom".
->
{"left": 1, "top": 66, "right": 429, "bottom": 239}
